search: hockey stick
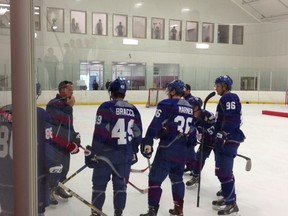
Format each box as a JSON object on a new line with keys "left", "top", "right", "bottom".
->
{"left": 81, "top": 146, "right": 148, "bottom": 194}
{"left": 236, "top": 153, "right": 252, "bottom": 171}
{"left": 131, "top": 159, "right": 152, "bottom": 173}
{"left": 131, "top": 166, "right": 150, "bottom": 173}
{"left": 62, "top": 164, "right": 88, "bottom": 184}
{"left": 147, "top": 158, "right": 152, "bottom": 172}
{"left": 96, "top": 155, "right": 148, "bottom": 194}
{"left": 197, "top": 91, "right": 216, "bottom": 207}
{"left": 128, "top": 181, "right": 148, "bottom": 194}
{"left": 196, "top": 142, "right": 252, "bottom": 172}
{"left": 58, "top": 182, "right": 108, "bottom": 216}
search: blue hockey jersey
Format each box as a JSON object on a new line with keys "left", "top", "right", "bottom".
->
{"left": 195, "top": 109, "right": 215, "bottom": 145}
{"left": 0, "top": 106, "right": 55, "bottom": 187}
{"left": 0, "top": 105, "right": 13, "bottom": 186}
{"left": 215, "top": 92, "right": 245, "bottom": 142}
{"left": 143, "top": 98, "right": 196, "bottom": 161}
{"left": 91, "top": 100, "right": 143, "bottom": 162}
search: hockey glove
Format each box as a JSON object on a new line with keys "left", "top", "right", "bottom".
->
{"left": 156, "top": 125, "right": 169, "bottom": 139}
{"left": 72, "top": 132, "right": 81, "bottom": 146}
{"left": 215, "top": 131, "right": 228, "bottom": 146}
{"left": 84, "top": 145, "right": 99, "bottom": 168}
{"left": 196, "top": 130, "right": 202, "bottom": 142}
{"left": 131, "top": 153, "right": 138, "bottom": 165}
{"left": 141, "top": 144, "right": 153, "bottom": 159}
{"left": 67, "top": 142, "right": 80, "bottom": 154}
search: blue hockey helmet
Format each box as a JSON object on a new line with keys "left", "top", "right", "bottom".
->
{"left": 188, "top": 97, "right": 203, "bottom": 109}
{"left": 215, "top": 75, "right": 233, "bottom": 89}
{"left": 167, "top": 80, "right": 186, "bottom": 95}
{"left": 108, "top": 78, "right": 127, "bottom": 94}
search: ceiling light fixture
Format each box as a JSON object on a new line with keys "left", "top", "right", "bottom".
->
{"left": 181, "top": 8, "right": 190, "bottom": 12}
{"left": 123, "top": 38, "right": 139, "bottom": 45}
{"left": 135, "top": 2, "right": 143, "bottom": 8}
{"left": 196, "top": 43, "right": 209, "bottom": 49}
{"left": 0, "top": 7, "right": 7, "bottom": 15}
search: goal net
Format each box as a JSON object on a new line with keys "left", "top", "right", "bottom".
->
{"left": 146, "top": 88, "right": 167, "bottom": 108}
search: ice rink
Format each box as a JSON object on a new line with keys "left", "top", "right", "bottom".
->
{"left": 45, "top": 103, "right": 288, "bottom": 216}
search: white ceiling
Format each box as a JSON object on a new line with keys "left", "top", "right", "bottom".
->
{"left": 231, "top": 0, "right": 288, "bottom": 22}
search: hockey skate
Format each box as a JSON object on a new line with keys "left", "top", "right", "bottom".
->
{"left": 185, "top": 176, "right": 199, "bottom": 187}
{"left": 168, "top": 202, "right": 183, "bottom": 216}
{"left": 212, "top": 198, "right": 226, "bottom": 211}
{"left": 217, "top": 203, "right": 239, "bottom": 215}
{"left": 114, "top": 209, "right": 123, "bottom": 216}
{"left": 140, "top": 205, "right": 159, "bottom": 216}
{"left": 216, "top": 189, "right": 223, "bottom": 198}
{"left": 54, "top": 186, "right": 72, "bottom": 199}
{"left": 49, "top": 188, "right": 58, "bottom": 205}
{"left": 183, "top": 167, "right": 191, "bottom": 176}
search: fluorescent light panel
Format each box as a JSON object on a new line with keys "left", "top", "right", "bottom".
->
{"left": 123, "top": 38, "right": 139, "bottom": 45}
{"left": 196, "top": 43, "right": 209, "bottom": 49}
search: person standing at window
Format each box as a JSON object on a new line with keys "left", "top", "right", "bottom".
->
{"left": 92, "top": 80, "right": 99, "bottom": 90}
{"left": 170, "top": 26, "right": 177, "bottom": 40}
{"left": 115, "top": 22, "right": 125, "bottom": 36}
{"left": 44, "top": 48, "right": 59, "bottom": 90}
{"left": 96, "top": 19, "right": 103, "bottom": 35}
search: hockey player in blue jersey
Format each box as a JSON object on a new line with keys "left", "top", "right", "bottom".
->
{"left": 212, "top": 75, "right": 245, "bottom": 215}
{"left": 0, "top": 83, "right": 62, "bottom": 216}
{"left": 183, "top": 84, "right": 193, "bottom": 101}
{"left": 140, "top": 80, "right": 196, "bottom": 216}
{"left": 37, "top": 82, "right": 63, "bottom": 215}
{"left": 84, "top": 78, "right": 143, "bottom": 216}
{"left": 183, "top": 84, "right": 196, "bottom": 174}
{"left": 185, "top": 97, "right": 215, "bottom": 187}
{"left": 0, "top": 104, "right": 13, "bottom": 216}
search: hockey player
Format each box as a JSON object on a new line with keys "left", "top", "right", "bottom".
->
{"left": 183, "top": 83, "right": 195, "bottom": 174}
{"left": 0, "top": 83, "right": 62, "bottom": 216}
{"left": 0, "top": 104, "right": 13, "bottom": 216}
{"left": 84, "top": 78, "right": 143, "bottom": 216}
{"left": 36, "top": 82, "right": 63, "bottom": 215}
{"left": 185, "top": 97, "right": 215, "bottom": 187}
{"left": 212, "top": 75, "right": 245, "bottom": 215}
{"left": 183, "top": 84, "right": 193, "bottom": 100}
{"left": 140, "top": 80, "right": 196, "bottom": 216}
{"left": 46, "top": 80, "right": 81, "bottom": 203}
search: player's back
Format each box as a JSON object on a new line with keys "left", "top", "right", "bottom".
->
{"left": 145, "top": 98, "right": 194, "bottom": 148}
{"left": 155, "top": 98, "right": 194, "bottom": 161}
{"left": 0, "top": 105, "right": 13, "bottom": 186}
{"left": 92, "top": 100, "right": 142, "bottom": 155}
{"left": 37, "top": 107, "right": 55, "bottom": 175}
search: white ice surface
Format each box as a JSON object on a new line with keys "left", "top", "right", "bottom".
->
{"left": 45, "top": 103, "right": 288, "bottom": 216}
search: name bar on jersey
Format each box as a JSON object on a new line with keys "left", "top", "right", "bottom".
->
{"left": 178, "top": 106, "right": 193, "bottom": 115}
{"left": 116, "top": 108, "right": 135, "bottom": 117}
